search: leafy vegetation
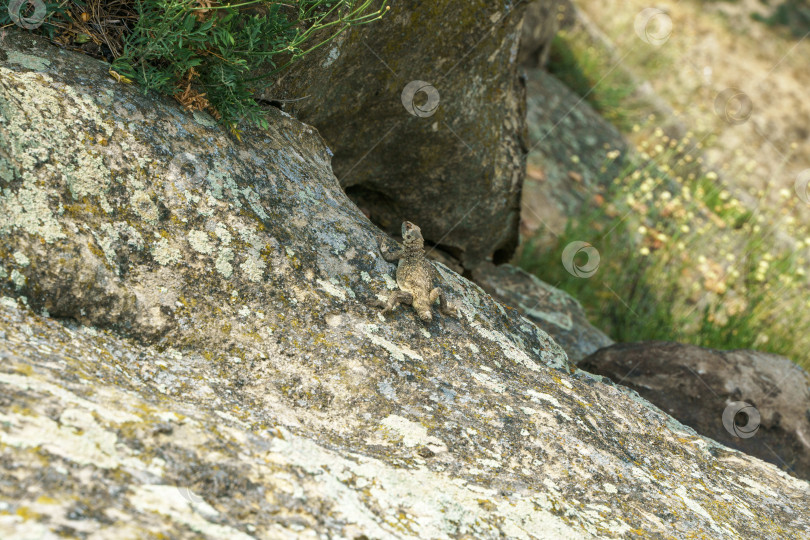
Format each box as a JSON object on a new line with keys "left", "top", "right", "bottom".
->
{"left": 519, "top": 130, "right": 810, "bottom": 370}
{"left": 2, "top": 0, "right": 389, "bottom": 133}
{"left": 545, "top": 30, "right": 641, "bottom": 131}
{"left": 752, "top": 0, "right": 810, "bottom": 37}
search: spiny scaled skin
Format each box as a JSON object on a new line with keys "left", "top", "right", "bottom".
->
{"left": 379, "top": 221, "right": 457, "bottom": 322}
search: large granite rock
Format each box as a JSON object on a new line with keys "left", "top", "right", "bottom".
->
{"left": 472, "top": 262, "right": 613, "bottom": 363}
{"left": 1, "top": 31, "right": 809, "bottom": 538}
{"left": 265, "top": 0, "right": 530, "bottom": 269}
{"left": 581, "top": 341, "right": 810, "bottom": 482}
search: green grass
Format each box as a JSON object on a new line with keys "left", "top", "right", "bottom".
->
{"left": 545, "top": 30, "right": 641, "bottom": 131}
{"left": 752, "top": 0, "right": 810, "bottom": 38}
{"left": 518, "top": 141, "right": 810, "bottom": 369}
{"left": 527, "top": 22, "right": 809, "bottom": 366}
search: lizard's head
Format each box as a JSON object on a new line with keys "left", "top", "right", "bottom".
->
{"left": 401, "top": 221, "right": 423, "bottom": 243}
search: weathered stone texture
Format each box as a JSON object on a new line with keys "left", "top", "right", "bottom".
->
{"left": 0, "top": 31, "right": 808, "bottom": 539}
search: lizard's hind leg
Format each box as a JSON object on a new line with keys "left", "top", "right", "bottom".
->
{"left": 382, "top": 290, "right": 413, "bottom": 314}
{"left": 430, "top": 287, "right": 458, "bottom": 317}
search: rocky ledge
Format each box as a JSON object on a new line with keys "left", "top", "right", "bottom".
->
{"left": 0, "top": 30, "right": 808, "bottom": 539}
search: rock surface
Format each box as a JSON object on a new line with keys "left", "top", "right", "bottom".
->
{"left": 266, "top": 0, "right": 530, "bottom": 269}
{"left": 581, "top": 341, "right": 810, "bottom": 482}
{"left": 1, "top": 31, "right": 810, "bottom": 539}
{"left": 472, "top": 262, "right": 613, "bottom": 363}
{"left": 521, "top": 69, "right": 629, "bottom": 240}
{"left": 518, "top": 0, "right": 576, "bottom": 68}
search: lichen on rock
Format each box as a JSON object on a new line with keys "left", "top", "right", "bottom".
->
{"left": 0, "top": 29, "right": 809, "bottom": 540}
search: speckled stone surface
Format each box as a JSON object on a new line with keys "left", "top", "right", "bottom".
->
{"left": 472, "top": 262, "right": 613, "bottom": 363}
{"left": 1, "top": 30, "right": 809, "bottom": 539}
{"left": 521, "top": 70, "right": 630, "bottom": 239}
{"left": 266, "top": 0, "right": 530, "bottom": 269}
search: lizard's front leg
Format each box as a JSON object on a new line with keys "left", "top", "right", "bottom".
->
{"left": 379, "top": 239, "right": 403, "bottom": 262}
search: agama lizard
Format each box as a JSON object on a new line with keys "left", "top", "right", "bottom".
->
{"left": 376, "top": 221, "right": 458, "bottom": 322}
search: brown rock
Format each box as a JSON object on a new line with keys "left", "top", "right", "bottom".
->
{"left": 581, "top": 341, "right": 810, "bottom": 481}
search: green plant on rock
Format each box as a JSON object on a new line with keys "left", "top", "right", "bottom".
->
{"left": 111, "top": 0, "right": 388, "bottom": 135}
{"left": 3, "top": 0, "right": 387, "bottom": 135}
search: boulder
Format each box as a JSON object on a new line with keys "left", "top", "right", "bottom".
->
{"left": 472, "top": 262, "right": 613, "bottom": 362}
{"left": 581, "top": 341, "right": 810, "bottom": 481}
{"left": 518, "top": 0, "right": 576, "bottom": 68}
{"left": 265, "top": 0, "right": 531, "bottom": 269}
{"left": 521, "top": 69, "right": 629, "bottom": 239}
{"left": 2, "top": 31, "right": 810, "bottom": 539}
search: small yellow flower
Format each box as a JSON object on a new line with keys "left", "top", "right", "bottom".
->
{"left": 639, "top": 247, "right": 650, "bottom": 256}
{"left": 680, "top": 224, "right": 690, "bottom": 233}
